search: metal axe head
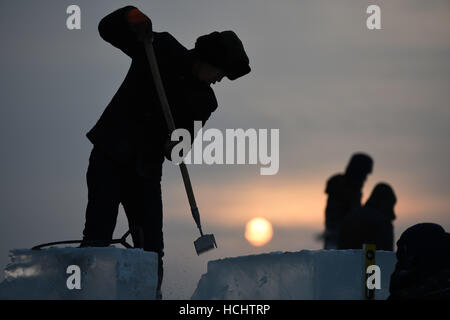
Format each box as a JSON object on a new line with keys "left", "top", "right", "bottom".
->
{"left": 194, "top": 234, "right": 217, "bottom": 255}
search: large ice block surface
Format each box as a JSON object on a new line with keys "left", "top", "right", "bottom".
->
{"left": 192, "top": 250, "right": 397, "bottom": 300}
{"left": 0, "top": 247, "right": 158, "bottom": 299}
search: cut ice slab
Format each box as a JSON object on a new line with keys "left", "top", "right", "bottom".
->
{"left": 0, "top": 247, "right": 158, "bottom": 300}
{"left": 192, "top": 249, "right": 397, "bottom": 300}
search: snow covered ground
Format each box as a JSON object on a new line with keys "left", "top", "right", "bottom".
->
{"left": 0, "top": 247, "right": 158, "bottom": 299}
{"left": 192, "top": 249, "right": 397, "bottom": 300}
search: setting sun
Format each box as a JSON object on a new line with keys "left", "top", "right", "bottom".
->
{"left": 245, "top": 217, "right": 274, "bottom": 246}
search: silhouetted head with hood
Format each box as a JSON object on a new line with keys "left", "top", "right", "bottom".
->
{"left": 344, "top": 153, "right": 373, "bottom": 189}
{"left": 365, "top": 183, "right": 397, "bottom": 221}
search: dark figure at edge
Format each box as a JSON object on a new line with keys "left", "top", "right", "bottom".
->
{"left": 389, "top": 223, "right": 450, "bottom": 299}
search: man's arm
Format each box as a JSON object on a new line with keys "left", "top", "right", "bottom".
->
{"left": 98, "top": 6, "right": 152, "bottom": 57}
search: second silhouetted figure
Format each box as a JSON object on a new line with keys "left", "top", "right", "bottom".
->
{"left": 80, "top": 6, "right": 251, "bottom": 299}
{"left": 338, "top": 183, "right": 397, "bottom": 251}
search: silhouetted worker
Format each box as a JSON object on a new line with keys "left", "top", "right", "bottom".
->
{"left": 80, "top": 6, "right": 250, "bottom": 298}
{"left": 338, "top": 183, "right": 396, "bottom": 251}
{"left": 323, "top": 153, "right": 373, "bottom": 249}
{"left": 389, "top": 223, "right": 450, "bottom": 299}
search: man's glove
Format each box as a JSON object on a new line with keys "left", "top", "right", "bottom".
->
{"left": 127, "top": 7, "right": 153, "bottom": 42}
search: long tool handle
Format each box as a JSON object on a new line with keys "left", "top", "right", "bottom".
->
{"left": 143, "top": 39, "right": 203, "bottom": 235}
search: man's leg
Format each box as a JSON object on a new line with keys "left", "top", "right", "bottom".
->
{"left": 81, "top": 147, "right": 122, "bottom": 246}
{"left": 122, "top": 170, "right": 164, "bottom": 298}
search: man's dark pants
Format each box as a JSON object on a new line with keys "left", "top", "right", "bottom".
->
{"left": 81, "top": 147, "right": 164, "bottom": 293}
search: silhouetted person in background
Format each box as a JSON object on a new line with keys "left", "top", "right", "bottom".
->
{"left": 323, "top": 153, "right": 373, "bottom": 249}
{"left": 80, "top": 6, "right": 250, "bottom": 298}
{"left": 338, "top": 183, "right": 396, "bottom": 251}
{"left": 389, "top": 223, "right": 450, "bottom": 299}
